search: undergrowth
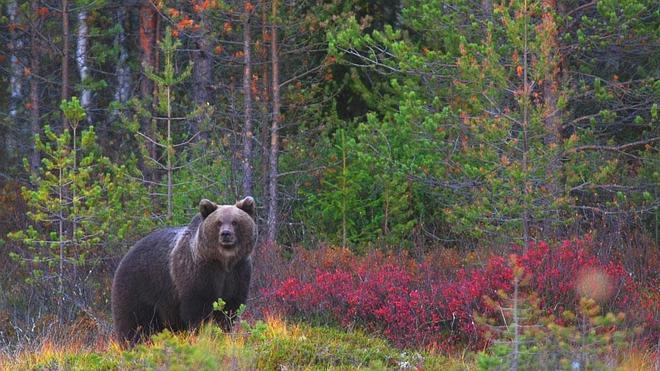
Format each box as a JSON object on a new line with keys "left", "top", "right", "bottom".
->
{"left": 0, "top": 317, "right": 462, "bottom": 370}
{"left": 267, "top": 239, "right": 658, "bottom": 352}
{"left": 2, "top": 238, "right": 657, "bottom": 370}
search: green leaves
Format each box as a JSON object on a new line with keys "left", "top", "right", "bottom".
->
{"left": 60, "top": 96, "right": 87, "bottom": 128}
{"left": 9, "top": 110, "right": 152, "bottom": 289}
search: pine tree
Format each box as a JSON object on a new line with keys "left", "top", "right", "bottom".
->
{"left": 135, "top": 28, "right": 193, "bottom": 222}
{"left": 8, "top": 97, "right": 151, "bottom": 322}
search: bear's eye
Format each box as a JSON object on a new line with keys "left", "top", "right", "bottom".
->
{"left": 231, "top": 220, "right": 237, "bottom": 226}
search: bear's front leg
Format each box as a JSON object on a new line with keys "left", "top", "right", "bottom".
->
{"left": 179, "top": 294, "right": 214, "bottom": 329}
{"left": 211, "top": 259, "right": 252, "bottom": 331}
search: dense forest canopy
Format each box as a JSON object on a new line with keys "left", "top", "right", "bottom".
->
{"left": 0, "top": 0, "right": 657, "bottom": 363}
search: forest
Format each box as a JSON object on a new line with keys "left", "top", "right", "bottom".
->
{"left": 0, "top": 0, "right": 658, "bottom": 369}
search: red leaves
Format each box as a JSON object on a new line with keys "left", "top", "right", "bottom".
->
{"left": 168, "top": 5, "right": 209, "bottom": 35}
{"left": 251, "top": 74, "right": 259, "bottom": 96}
{"left": 244, "top": 2, "right": 255, "bottom": 13}
{"left": 192, "top": 0, "right": 216, "bottom": 13}
{"left": 324, "top": 55, "right": 336, "bottom": 66}
{"left": 36, "top": 7, "right": 49, "bottom": 17}
{"left": 177, "top": 18, "right": 194, "bottom": 30}
{"left": 267, "top": 239, "right": 648, "bottom": 351}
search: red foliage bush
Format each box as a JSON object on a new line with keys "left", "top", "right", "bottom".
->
{"left": 265, "top": 239, "right": 656, "bottom": 351}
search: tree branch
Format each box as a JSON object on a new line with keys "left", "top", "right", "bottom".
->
{"left": 567, "top": 137, "right": 658, "bottom": 154}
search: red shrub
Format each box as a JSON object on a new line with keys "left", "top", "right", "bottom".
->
{"left": 265, "top": 239, "right": 655, "bottom": 351}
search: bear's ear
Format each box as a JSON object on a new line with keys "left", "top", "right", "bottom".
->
{"left": 235, "top": 196, "right": 256, "bottom": 218}
{"left": 199, "top": 199, "right": 218, "bottom": 218}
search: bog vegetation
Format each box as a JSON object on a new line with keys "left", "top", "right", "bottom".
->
{"left": 0, "top": 0, "right": 657, "bottom": 369}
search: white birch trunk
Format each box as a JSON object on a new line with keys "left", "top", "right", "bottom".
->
{"left": 266, "top": 1, "right": 281, "bottom": 244}
{"left": 242, "top": 10, "right": 254, "bottom": 196}
{"left": 7, "top": 0, "right": 25, "bottom": 156}
{"left": 76, "top": 10, "right": 91, "bottom": 124}
{"left": 114, "top": 7, "right": 131, "bottom": 104}
{"left": 8, "top": 1, "right": 23, "bottom": 121}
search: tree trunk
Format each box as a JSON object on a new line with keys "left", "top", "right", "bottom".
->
{"left": 139, "top": 1, "right": 158, "bottom": 180}
{"left": 538, "top": 0, "right": 564, "bottom": 239}
{"left": 191, "top": 12, "right": 212, "bottom": 140}
{"left": 61, "top": 0, "right": 70, "bottom": 107}
{"left": 58, "top": 164, "right": 65, "bottom": 323}
{"left": 481, "top": 0, "right": 492, "bottom": 19}
{"left": 242, "top": 7, "right": 254, "bottom": 196}
{"left": 7, "top": 0, "right": 23, "bottom": 122}
{"left": 521, "top": 0, "right": 531, "bottom": 248}
{"left": 259, "top": 5, "right": 271, "bottom": 210}
{"left": 139, "top": 1, "right": 157, "bottom": 102}
{"left": 541, "top": 0, "right": 562, "bottom": 195}
{"left": 7, "top": 0, "right": 25, "bottom": 157}
{"left": 266, "top": 0, "right": 280, "bottom": 245}
{"left": 114, "top": 6, "right": 131, "bottom": 104}
{"left": 75, "top": 9, "right": 91, "bottom": 125}
{"left": 166, "top": 85, "right": 173, "bottom": 221}
{"left": 228, "top": 80, "right": 241, "bottom": 197}
{"left": 29, "top": 0, "right": 41, "bottom": 172}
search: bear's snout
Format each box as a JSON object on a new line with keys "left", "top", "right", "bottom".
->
{"left": 220, "top": 228, "right": 237, "bottom": 246}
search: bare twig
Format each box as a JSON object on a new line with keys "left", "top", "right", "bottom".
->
{"left": 567, "top": 137, "right": 659, "bottom": 154}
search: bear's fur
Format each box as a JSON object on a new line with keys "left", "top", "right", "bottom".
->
{"left": 111, "top": 197, "right": 256, "bottom": 345}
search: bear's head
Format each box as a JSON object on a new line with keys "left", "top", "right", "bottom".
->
{"left": 195, "top": 197, "right": 257, "bottom": 266}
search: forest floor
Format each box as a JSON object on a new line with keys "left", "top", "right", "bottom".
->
{"left": 2, "top": 317, "right": 657, "bottom": 370}
{"left": 2, "top": 240, "right": 659, "bottom": 370}
{"left": 0, "top": 318, "right": 469, "bottom": 370}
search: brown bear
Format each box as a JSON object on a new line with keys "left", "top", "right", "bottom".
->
{"left": 111, "top": 197, "right": 256, "bottom": 345}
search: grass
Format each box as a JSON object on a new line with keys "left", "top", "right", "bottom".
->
{"left": 1, "top": 316, "right": 467, "bottom": 370}
{"left": 2, "top": 315, "right": 655, "bottom": 370}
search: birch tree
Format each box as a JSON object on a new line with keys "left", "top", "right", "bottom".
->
{"left": 75, "top": 6, "right": 91, "bottom": 125}
{"left": 6, "top": 0, "right": 26, "bottom": 160}
{"left": 7, "top": 0, "right": 24, "bottom": 124}
{"left": 265, "top": 0, "right": 280, "bottom": 245}
{"left": 113, "top": 5, "right": 131, "bottom": 109}
{"left": 242, "top": 1, "right": 255, "bottom": 196}
{"left": 61, "top": 0, "right": 70, "bottom": 105}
